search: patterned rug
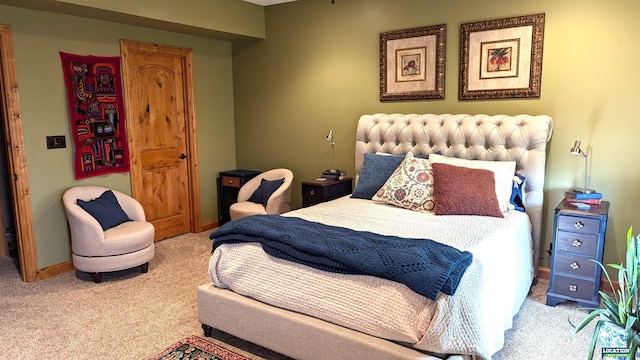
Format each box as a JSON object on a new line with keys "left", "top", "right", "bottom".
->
{"left": 148, "top": 336, "right": 254, "bottom": 360}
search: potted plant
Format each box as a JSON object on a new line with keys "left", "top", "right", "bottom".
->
{"left": 570, "top": 226, "right": 640, "bottom": 360}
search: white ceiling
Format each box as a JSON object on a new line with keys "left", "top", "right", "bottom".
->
{"left": 243, "top": 0, "right": 297, "bottom": 5}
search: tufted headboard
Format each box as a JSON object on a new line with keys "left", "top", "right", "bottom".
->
{"left": 355, "top": 113, "right": 554, "bottom": 271}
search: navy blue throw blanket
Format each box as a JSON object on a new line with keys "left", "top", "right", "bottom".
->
{"left": 209, "top": 215, "right": 473, "bottom": 301}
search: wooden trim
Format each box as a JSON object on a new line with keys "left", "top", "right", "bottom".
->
{"left": 536, "top": 266, "right": 550, "bottom": 280}
{"left": 0, "top": 234, "right": 6, "bottom": 256}
{"left": 37, "top": 260, "right": 75, "bottom": 279}
{"left": 119, "top": 41, "right": 142, "bottom": 221}
{"left": 0, "top": 25, "right": 39, "bottom": 282}
{"left": 182, "top": 50, "right": 202, "bottom": 234}
{"left": 201, "top": 221, "right": 218, "bottom": 232}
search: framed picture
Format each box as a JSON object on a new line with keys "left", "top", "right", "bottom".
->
{"left": 459, "top": 13, "right": 545, "bottom": 100}
{"left": 380, "top": 24, "right": 446, "bottom": 101}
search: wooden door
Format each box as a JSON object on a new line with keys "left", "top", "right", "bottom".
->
{"left": 120, "top": 40, "right": 200, "bottom": 241}
{"left": 0, "top": 25, "right": 38, "bottom": 281}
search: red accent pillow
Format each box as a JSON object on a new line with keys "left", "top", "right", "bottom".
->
{"left": 431, "top": 163, "right": 504, "bottom": 218}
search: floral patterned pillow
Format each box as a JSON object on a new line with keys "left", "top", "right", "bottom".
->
{"left": 372, "top": 152, "right": 435, "bottom": 212}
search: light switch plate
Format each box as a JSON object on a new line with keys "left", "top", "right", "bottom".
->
{"left": 46, "top": 135, "right": 66, "bottom": 149}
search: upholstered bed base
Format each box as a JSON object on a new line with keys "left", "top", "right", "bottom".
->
{"left": 197, "top": 284, "right": 464, "bottom": 360}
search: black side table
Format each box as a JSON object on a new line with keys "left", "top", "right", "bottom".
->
{"left": 301, "top": 177, "right": 353, "bottom": 207}
{"left": 217, "top": 169, "right": 261, "bottom": 225}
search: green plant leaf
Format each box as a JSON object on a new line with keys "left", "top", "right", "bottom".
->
{"left": 570, "top": 308, "right": 606, "bottom": 334}
{"left": 600, "top": 292, "right": 622, "bottom": 324}
{"left": 570, "top": 226, "right": 640, "bottom": 360}
{"left": 588, "top": 320, "right": 605, "bottom": 360}
{"left": 596, "top": 260, "right": 619, "bottom": 302}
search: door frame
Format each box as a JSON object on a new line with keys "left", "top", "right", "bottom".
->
{"left": 120, "top": 39, "right": 202, "bottom": 236}
{"left": 0, "top": 25, "right": 39, "bottom": 282}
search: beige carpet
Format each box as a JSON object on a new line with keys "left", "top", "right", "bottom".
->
{"left": 0, "top": 231, "right": 595, "bottom": 359}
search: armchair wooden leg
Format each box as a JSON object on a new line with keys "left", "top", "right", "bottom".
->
{"left": 90, "top": 272, "right": 102, "bottom": 283}
{"left": 140, "top": 262, "right": 149, "bottom": 273}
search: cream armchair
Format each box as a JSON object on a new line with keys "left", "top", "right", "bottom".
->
{"left": 229, "top": 168, "right": 294, "bottom": 220}
{"left": 63, "top": 186, "right": 155, "bottom": 283}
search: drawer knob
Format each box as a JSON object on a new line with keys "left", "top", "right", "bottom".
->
{"left": 574, "top": 221, "right": 584, "bottom": 230}
{"left": 569, "top": 284, "right": 578, "bottom": 292}
{"left": 572, "top": 239, "right": 582, "bottom": 247}
{"left": 228, "top": 180, "right": 233, "bottom": 184}
{"left": 570, "top": 262, "right": 580, "bottom": 270}
{"left": 310, "top": 190, "right": 315, "bottom": 195}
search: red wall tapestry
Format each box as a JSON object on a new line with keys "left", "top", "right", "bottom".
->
{"left": 59, "top": 52, "right": 130, "bottom": 180}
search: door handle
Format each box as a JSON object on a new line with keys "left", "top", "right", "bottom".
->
{"left": 178, "top": 153, "right": 187, "bottom": 159}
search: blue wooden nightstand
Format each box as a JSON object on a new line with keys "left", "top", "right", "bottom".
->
{"left": 546, "top": 199, "right": 610, "bottom": 308}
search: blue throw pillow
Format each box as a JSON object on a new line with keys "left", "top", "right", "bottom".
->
{"left": 351, "top": 153, "right": 405, "bottom": 199}
{"left": 248, "top": 178, "right": 285, "bottom": 208}
{"left": 76, "top": 190, "right": 131, "bottom": 231}
{"left": 510, "top": 173, "right": 526, "bottom": 212}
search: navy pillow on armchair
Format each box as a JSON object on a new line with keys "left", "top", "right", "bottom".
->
{"left": 77, "top": 190, "right": 131, "bottom": 231}
{"left": 248, "top": 178, "right": 285, "bottom": 207}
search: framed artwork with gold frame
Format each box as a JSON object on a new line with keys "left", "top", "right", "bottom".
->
{"left": 380, "top": 24, "right": 446, "bottom": 101}
{"left": 459, "top": 13, "right": 545, "bottom": 100}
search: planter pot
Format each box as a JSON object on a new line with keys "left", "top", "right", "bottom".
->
{"left": 598, "top": 322, "right": 640, "bottom": 359}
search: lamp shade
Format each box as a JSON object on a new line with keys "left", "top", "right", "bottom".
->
{"left": 569, "top": 140, "right": 594, "bottom": 193}
{"left": 570, "top": 140, "right": 585, "bottom": 156}
{"left": 326, "top": 130, "right": 338, "bottom": 172}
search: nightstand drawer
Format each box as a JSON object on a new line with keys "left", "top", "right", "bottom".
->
{"left": 551, "top": 275, "right": 595, "bottom": 299}
{"left": 554, "top": 253, "right": 596, "bottom": 278}
{"left": 221, "top": 176, "right": 241, "bottom": 188}
{"left": 557, "top": 215, "right": 601, "bottom": 234}
{"left": 556, "top": 231, "right": 598, "bottom": 256}
{"left": 302, "top": 186, "right": 325, "bottom": 205}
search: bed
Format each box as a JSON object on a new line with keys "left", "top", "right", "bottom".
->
{"left": 198, "top": 113, "right": 554, "bottom": 360}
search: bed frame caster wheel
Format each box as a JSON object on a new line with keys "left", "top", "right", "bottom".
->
{"left": 202, "top": 323, "right": 213, "bottom": 337}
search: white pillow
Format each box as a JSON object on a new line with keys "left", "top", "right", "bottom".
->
{"left": 428, "top": 153, "right": 516, "bottom": 213}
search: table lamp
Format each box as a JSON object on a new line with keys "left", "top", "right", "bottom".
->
{"left": 326, "top": 130, "right": 339, "bottom": 173}
{"left": 570, "top": 140, "right": 595, "bottom": 193}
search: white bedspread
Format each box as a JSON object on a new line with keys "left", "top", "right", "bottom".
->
{"left": 209, "top": 196, "right": 533, "bottom": 359}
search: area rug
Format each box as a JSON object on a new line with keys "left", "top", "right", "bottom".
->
{"left": 148, "top": 336, "right": 254, "bottom": 360}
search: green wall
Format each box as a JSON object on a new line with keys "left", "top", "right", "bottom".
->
{"left": 233, "top": 0, "right": 640, "bottom": 269}
{"left": 0, "top": 5, "right": 238, "bottom": 268}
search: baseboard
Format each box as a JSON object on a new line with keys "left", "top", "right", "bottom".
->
{"left": 201, "top": 221, "right": 218, "bottom": 231}
{"left": 37, "top": 260, "right": 75, "bottom": 280}
{"left": 536, "top": 267, "right": 550, "bottom": 280}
